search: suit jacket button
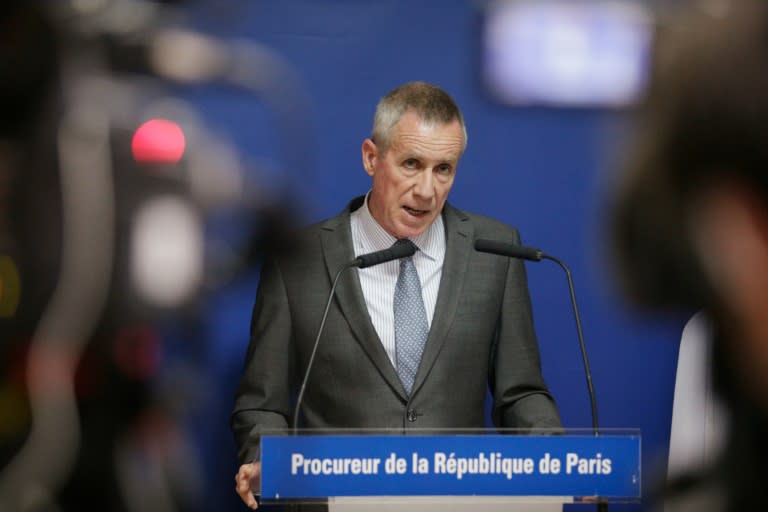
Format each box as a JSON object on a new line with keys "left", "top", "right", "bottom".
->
{"left": 407, "top": 409, "right": 417, "bottom": 422}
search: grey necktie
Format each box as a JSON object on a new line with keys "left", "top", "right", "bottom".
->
{"left": 393, "top": 239, "right": 428, "bottom": 396}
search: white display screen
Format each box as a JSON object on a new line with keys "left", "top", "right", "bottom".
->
{"left": 483, "top": 0, "right": 652, "bottom": 108}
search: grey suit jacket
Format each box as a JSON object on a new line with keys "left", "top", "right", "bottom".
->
{"left": 231, "top": 197, "right": 561, "bottom": 463}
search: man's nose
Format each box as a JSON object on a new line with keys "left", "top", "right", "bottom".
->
{"left": 413, "top": 170, "right": 435, "bottom": 199}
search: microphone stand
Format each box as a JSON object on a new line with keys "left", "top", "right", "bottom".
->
{"left": 474, "top": 239, "right": 606, "bottom": 511}
{"left": 541, "top": 254, "right": 599, "bottom": 436}
{"left": 292, "top": 262, "right": 355, "bottom": 434}
{"left": 541, "top": 253, "right": 607, "bottom": 512}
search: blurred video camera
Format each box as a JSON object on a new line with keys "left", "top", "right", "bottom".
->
{"left": 0, "top": 1, "right": 312, "bottom": 510}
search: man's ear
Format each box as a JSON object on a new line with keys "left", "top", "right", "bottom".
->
{"left": 361, "top": 138, "right": 377, "bottom": 177}
{"left": 690, "top": 182, "right": 768, "bottom": 340}
{"left": 689, "top": 181, "right": 768, "bottom": 409}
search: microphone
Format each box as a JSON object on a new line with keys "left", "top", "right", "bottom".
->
{"left": 474, "top": 238, "right": 543, "bottom": 262}
{"left": 354, "top": 240, "right": 418, "bottom": 268}
{"left": 292, "top": 241, "right": 417, "bottom": 433}
{"left": 474, "top": 238, "right": 600, "bottom": 436}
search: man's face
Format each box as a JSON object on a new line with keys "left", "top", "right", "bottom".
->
{"left": 361, "top": 111, "right": 464, "bottom": 239}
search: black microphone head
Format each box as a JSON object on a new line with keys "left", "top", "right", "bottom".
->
{"left": 355, "top": 239, "right": 417, "bottom": 269}
{"left": 474, "top": 238, "right": 543, "bottom": 262}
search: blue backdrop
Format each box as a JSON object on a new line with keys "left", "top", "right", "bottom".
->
{"left": 173, "top": 2, "right": 687, "bottom": 510}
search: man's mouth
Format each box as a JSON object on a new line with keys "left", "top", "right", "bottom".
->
{"left": 403, "top": 206, "right": 429, "bottom": 217}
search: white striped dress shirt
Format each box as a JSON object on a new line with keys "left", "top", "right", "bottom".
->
{"left": 350, "top": 192, "right": 445, "bottom": 367}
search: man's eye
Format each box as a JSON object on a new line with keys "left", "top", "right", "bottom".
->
{"left": 403, "top": 159, "right": 419, "bottom": 169}
{"left": 436, "top": 164, "right": 453, "bottom": 175}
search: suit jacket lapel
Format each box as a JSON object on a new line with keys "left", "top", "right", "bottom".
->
{"left": 320, "top": 201, "right": 408, "bottom": 399}
{"left": 411, "top": 204, "right": 472, "bottom": 396}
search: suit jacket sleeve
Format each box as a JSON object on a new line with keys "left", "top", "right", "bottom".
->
{"left": 230, "top": 255, "right": 295, "bottom": 464}
{"left": 491, "top": 228, "right": 563, "bottom": 430}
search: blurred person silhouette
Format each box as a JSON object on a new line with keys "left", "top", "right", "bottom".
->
{"left": 610, "top": 0, "right": 768, "bottom": 510}
{"left": 231, "top": 81, "right": 562, "bottom": 510}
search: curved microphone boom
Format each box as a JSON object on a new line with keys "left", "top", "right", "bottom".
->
{"left": 474, "top": 238, "right": 600, "bottom": 436}
{"left": 291, "top": 241, "right": 417, "bottom": 433}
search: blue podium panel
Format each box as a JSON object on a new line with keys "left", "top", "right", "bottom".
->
{"left": 260, "top": 434, "right": 640, "bottom": 501}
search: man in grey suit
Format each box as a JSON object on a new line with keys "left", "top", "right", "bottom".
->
{"left": 232, "top": 81, "right": 561, "bottom": 509}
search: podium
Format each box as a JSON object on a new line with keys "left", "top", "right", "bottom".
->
{"left": 258, "top": 429, "right": 641, "bottom": 511}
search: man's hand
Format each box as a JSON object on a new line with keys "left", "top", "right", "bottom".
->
{"left": 235, "top": 462, "right": 261, "bottom": 509}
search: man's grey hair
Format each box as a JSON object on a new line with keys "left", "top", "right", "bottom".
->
{"left": 371, "top": 81, "right": 467, "bottom": 153}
